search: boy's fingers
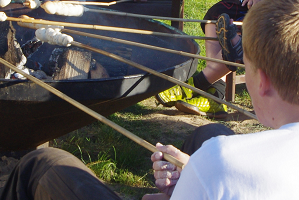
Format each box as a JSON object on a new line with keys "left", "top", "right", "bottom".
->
{"left": 155, "top": 178, "right": 178, "bottom": 189}
{"left": 156, "top": 143, "right": 180, "bottom": 158}
{"left": 153, "top": 160, "right": 176, "bottom": 171}
{"left": 154, "top": 143, "right": 190, "bottom": 170}
{"left": 151, "top": 151, "right": 163, "bottom": 162}
{"left": 154, "top": 170, "right": 180, "bottom": 180}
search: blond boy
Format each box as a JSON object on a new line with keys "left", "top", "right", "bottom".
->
{"left": 144, "top": 0, "right": 299, "bottom": 199}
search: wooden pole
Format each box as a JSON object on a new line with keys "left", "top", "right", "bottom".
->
{"left": 85, "top": 8, "right": 243, "bottom": 26}
{"left": 0, "top": 57, "right": 185, "bottom": 169}
{"left": 70, "top": 41, "right": 257, "bottom": 120}
{"left": 63, "top": 28, "right": 245, "bottom": 68}
{"left": 7, "top": 17, "right": 217, "bottom": 40}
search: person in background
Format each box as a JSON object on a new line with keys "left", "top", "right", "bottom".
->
{"left": 155, "top": 0, "right": 262, "bottom": 118}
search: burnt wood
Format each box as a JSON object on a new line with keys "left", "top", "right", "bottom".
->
{"left": 53, "top": 48, "right": 91, "bottom": 80}
{"left": 0, "top": 21, "right": 23, "bottom": 78}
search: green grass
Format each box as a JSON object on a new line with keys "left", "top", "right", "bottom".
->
{"left": 158, "top": 0, "right": 219, "bottom": 72}
{"left": 52, "top": 102, "right": 183, "bottom": 198}
{"left": 51, "top": 1, "right": 255, "bottom": 198}
{"left": 234, "top": 88, "right": 252, "bottom": 108}
{"left": 183, "top": 0, "right": 219, "bottom": 71}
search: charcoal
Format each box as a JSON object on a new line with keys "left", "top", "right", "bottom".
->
{"left": 21, "top": 38, "right": 43, "bottom": 58}
{"left": 0, "top": 21, "right": 25, "bottom": 78}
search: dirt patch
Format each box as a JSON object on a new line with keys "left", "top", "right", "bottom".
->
{"left": 140, "top": 97, "right": 266, "bottom": 136}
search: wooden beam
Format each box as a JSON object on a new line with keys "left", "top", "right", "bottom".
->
{"left": 226, "top": 73, "right": 246, "bottom": 102}
{"left": 225, "top": 71, "right": 236, "bottom": 102}
{"left": 236, "top": 74, "right": 245, "bottom": 84}
{"left": 171, "top": 0, "right": 184, "bottom": 30}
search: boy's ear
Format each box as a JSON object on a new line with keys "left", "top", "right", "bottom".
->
{"left": 258, "top": 69, "right": 271, "bottom": 96}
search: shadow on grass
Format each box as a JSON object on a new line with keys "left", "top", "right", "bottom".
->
{"left": 119, "top": 101, "right": 161, "bottom": 116}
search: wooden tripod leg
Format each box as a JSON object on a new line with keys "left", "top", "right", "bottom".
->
{"left": 225, "top": 72, "right": 246, "bottom": 102}
{"left": 225, "top": 71, "right": 236, "bottom": 102}
{"left": 171, "top": 0, "right": 184, "bottom": 31}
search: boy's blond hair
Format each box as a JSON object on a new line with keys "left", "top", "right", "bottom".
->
{"left": 243, "top": 0, "right": 299, "bottom": 105}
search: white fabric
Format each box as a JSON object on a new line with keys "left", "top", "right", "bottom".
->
{"left": 171, "top": 122, "right": 299, "bottom": 200}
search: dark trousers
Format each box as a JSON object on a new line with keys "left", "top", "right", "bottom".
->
{"left": 181, "top": 123, "right": 235, "bottom": 155}
{"left": 0, "top": 124, "right": 234, "bottom": 200}
{"left": 0, "top": 148, "right": 121, "bottom": 200}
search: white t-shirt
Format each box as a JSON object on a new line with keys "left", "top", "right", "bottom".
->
{"left": 171, "top": 122, "right": 299, "bottom": 200}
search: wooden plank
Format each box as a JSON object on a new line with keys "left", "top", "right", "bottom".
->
{"left": 225, "top": 73, "right": 245, "bottom": 102}
{"left": 171, "top": 0, "right": 184, "bottom": 30}
{"left": 225, "top": 71, "right": 236, "bottom": 102}
{"left": 53, "top": 48, "right": 91, "bottom": 80}
{"left": 236, "top": 74, "right": 246, "bottom": 84}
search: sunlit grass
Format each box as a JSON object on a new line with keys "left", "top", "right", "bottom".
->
{"left": 183, "top": 0, "right": 219, "bottom": 71}
{"left": 234, "top": 89, "right": 253, "bottom": 108}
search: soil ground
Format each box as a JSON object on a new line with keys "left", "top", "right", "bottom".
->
{"left": 140, "top": 97, "right": 267, "bottom": 136}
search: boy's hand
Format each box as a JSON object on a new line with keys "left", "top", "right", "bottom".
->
{"left": 150, "top": 143, "right": 190, "bottom": 196}
{"left": 242, "top": 0, "right": 262, "bottom": 9}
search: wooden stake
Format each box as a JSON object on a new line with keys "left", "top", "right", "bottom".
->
{"left": 7, "top": 16, "right": 217, "bottom": 40}
{"left": 70, "top": 41, "right": 257, "bottom": 120}
{"left": 63, "top": 28, "right": 245, "bottom": 68}
{"left": 0, "top": 57, "right": 185, "bottom": 169}
{"left": 86, "top": 8, "right": 243, "bottom": 26}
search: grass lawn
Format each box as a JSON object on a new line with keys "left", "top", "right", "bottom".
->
{"left": 184, "top": 0, "right": 219, "bottom": 71}
{"left": 50, "top": 0, "right": 258, "bottom": 199}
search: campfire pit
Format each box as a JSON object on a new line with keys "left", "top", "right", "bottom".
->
{"left": 0, "top": 4, "right": 199, "bottom": 151}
